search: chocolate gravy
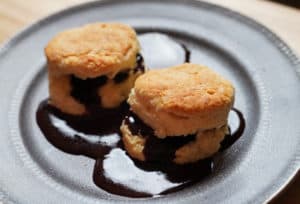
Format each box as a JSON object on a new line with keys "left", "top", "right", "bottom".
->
{"left": 113, "top": 54, "right": 145, "bottom": 84}
{"left": 220, "top": 108, "right": 245, "bottom": 151}
{"left": 36, "top": 35, "right": 245, "bottom": 198}
{"left": 93, "top": 148, "right": 212, "bottom": 197}
{"left": 181, "top": 43, "right": 191, "bottom": 62}
{"left": 113, "top": 70, "right": 130, "bottom": 84}
{"left": 134, "top": 53, "right": 145, "bottom": 72}
{"left": 70, "top": 75, "right": 107, "bottom": 110}
{"left": 37, "top": 101, "right": 244, "bottom": 197}
{"left": 36, "top": 100, "right": 127, "bottom": 158}
{"left": 124, "top": 112, "right": 196, "bottom": 162}
{"left": 70, "top": 53, "right": 144, "bottom": 110}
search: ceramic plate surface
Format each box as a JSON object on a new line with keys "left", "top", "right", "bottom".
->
{"left": 0, "top": 0, "right": 299, "bottom": 203}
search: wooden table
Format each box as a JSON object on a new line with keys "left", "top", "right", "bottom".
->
{"left": 0, "top": 0, "right": 299, "bottom": 203}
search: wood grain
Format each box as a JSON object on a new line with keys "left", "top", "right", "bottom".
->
{"left": 0, "top": 0, "right": 299, "bottom": 203}
{"left": 1, "top": 0, "right": 300, "bottom": 54}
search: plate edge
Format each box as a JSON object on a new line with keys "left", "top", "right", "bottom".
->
{"left": 0, "top": 0, "right": 299, "bottom": 203}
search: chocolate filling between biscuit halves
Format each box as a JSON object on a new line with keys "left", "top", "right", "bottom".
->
{"left": 70, "top": 53, "right": 145, "bottom": 111}
{"left": 124, "top": 109, "right": 244, "bottom": 163}
{"left": 124, "top": 111, "right": 197, "bottom": 163}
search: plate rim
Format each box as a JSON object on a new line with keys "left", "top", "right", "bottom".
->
{"left": 0, "top": 0, "right": 299, "bottom": 203}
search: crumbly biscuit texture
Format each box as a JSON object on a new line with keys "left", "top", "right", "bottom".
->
{"left": 45, "top": 23, "right": 140, "bottom": 79}
{"left": 128, "top": 63, "right": 234, "bottom": 138}
{"left": 120, "top": 122, "right": 228, "bottom": 164}
{"left": 174, "top": 125, "right": 227, "bottom": 164}
{"left": 99, "top": 70, "right": 143, "bottom": 108}
{"left": 121, "top": 122, "right": 146, "bottom": 161}
{"left": 48, "top": 70, "right": 86, "bottom": 115}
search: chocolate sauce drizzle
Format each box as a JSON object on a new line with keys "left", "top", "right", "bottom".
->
{"left": 220, "top": 108, "right": 245, "bottom": 151}
{"left": 135, "top": 53, "right": 145, "bottom": 72}
{"left": 36, "top": 34, "right": 245, "bottom": 198}
{"left": 181, "top": 43, "right": 191, "bottom": 63}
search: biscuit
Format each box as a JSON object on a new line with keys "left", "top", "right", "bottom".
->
{"left": 45, "top": 23, "right": 140, "bottom": 79}
{"left": 121, "top": 122, "right": 228, "bottom": 164}
{"left": 45, "top": 23, "right": 143, "bottom": 114}
{"left": 128, "top": 63, "right": 234, "bottom": 138}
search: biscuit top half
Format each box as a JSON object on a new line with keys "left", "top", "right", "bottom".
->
{"left": 45, "top": 23, "right": 140, "bottom": 79}
{"left": 128, "top": 63, "right": 235, "bottom": 138}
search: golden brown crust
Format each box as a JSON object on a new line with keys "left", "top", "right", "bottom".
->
{"left": 46, "top": 22, "right": 141, "bottom": 114}
{"left": 99, "top": 69, "right": 143, "bottom": 108}
{"left": 121, "top": 122, "right": 146, "bottom": 161}
{"left": 174, "top": 125, "right": 228, "bottom": 164}
{"left": 45, "top": 23, "right": 140, "bottom": 79}
{"left": 120, "top": 122, "right": 228, "bottom": 164}
{"left": 128, "top": 63, "right": 234, "bottom": 137}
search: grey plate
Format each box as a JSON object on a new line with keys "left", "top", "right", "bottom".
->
{"left": 0, "top": 0, "right": 299, "bottom": 203}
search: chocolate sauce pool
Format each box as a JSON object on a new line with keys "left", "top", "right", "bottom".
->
{"left": 36, "top": 33, "right": 245, "bottom": 198}
{"left": 36, "top": 100, "right": 127, "bottom": 158}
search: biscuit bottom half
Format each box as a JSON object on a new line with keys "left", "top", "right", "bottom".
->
{"left": 120, "top": 112, "right": 229, "bottom": 165}
{"left": 49, "top": 54, "right": 144, "bottom": 115}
